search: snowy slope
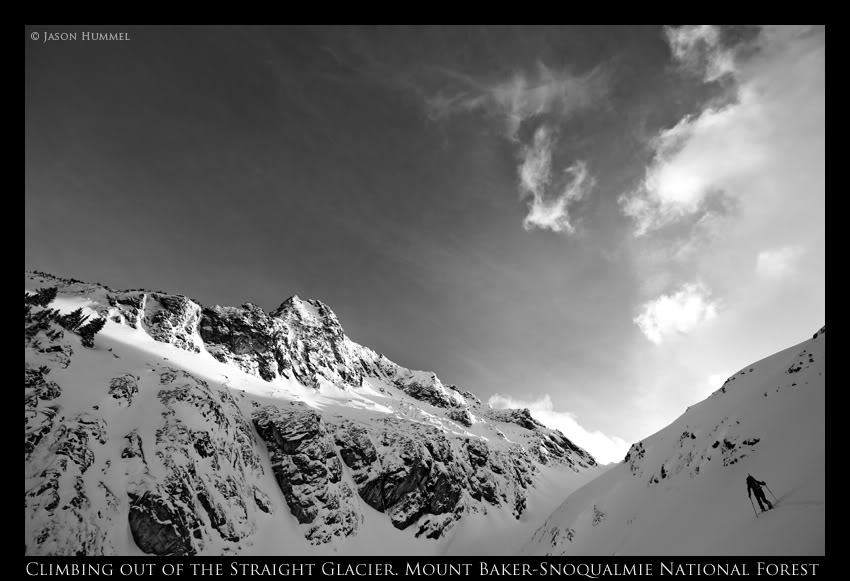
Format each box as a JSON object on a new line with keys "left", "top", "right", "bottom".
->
{"left": 24, "top": 271, "right": 601, "bottom": 556}
{"left": 524, "top": 326, "right": 825, "bottom": 556}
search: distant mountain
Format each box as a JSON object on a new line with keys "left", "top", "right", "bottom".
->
{"left": 523, "top": 326, "right": 825, "bottom": 556}
{"left": 24, "top": 271, "right": 599, "bottom": 556}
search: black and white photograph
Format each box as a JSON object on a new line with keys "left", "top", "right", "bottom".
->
{"left": 25, "top": 25, "right": 824, "bottom": 558}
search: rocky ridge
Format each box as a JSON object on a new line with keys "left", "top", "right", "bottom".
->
{"left": 25, "top": 271, "right": 597, "bottom": 555}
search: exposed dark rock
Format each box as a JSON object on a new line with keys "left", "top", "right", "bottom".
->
{"left": 128, "top": 492, "right": 196, "bottom": 556}
{"left": 253, "top": 488, "right": 272, "bottom": 514}
{"left": 331, "top": 417, "right": 537, "bottom": 537}
{"left": 625, "top": 441, "right": 646, "bottom": 475}
{"left": 108, "top": 374, "right": 138, "bottom": 406}
{"left": 334, "top": 423, "right": 378, "bottom": 485}
{"left": 25, "top": 365, "right": 61, "bottom": 401}
{"left": 486, "top": 408, "right": 544, "bottom": 431}
{"left": 121, "top": 431, "right": 145, "bottom": 461}
{"left": 392, "top": 372, "right": 466, "bottom": 409}
{"left": 200, "top": 304, "right": 282, "bottom": 381}
{"left": 53, "top": 414, "right": 107, "bottom": 473}
{"left": 536, "top": 431, "right": 596, "bottom": 468}
{"left": 446, "top": 406, "right": 474, "bottom": 427}
{"left": 252, "top": 407, "right": 359, "bottom": 544}
{"left": 25, "top": 405, "right": 59, "bottom": 460}
{"left": 592, "top": 505, "right": 606, "bottom": 526}
{"left": 143, "top": 294, "right": 202, "bottom": 353}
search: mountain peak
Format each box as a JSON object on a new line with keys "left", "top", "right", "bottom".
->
{"left": 271, "top": 295, "right": 336, "bottom": 324}
{"left": 24, "top": 270, "right": 602, "bottom": 556}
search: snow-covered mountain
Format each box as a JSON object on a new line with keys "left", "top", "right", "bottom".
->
{"left": 24, "top": 271, "right": 601, "bottom": 556}
{"left": 524, "top": 325, "right": 825, "bottom": 556}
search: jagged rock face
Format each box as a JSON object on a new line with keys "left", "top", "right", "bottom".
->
{"left": 536, "top": 431, "right": 596, "bottom": 468}
{"left": 27, "top": 365, "right": 271, "bottom": 556}
{"left": 390, "top": 370, "right": 467, "bottom": 409}
{"left": 25, "top": 300, "right": 273, "bottom": 555}
{"left": 248, "top": 406, "right": 548, "bottom": 542}
{"left": 98, "top": 288, "right": 205, "bottom": 353}
{"left": 199, "top": 295, "right": 469, "bottom": 410}
{"left": 135, "top": 369, "right": 267, "bottom": 553}
{"left": 269, "top": 295, "right": 377, "bottom": 390}
{"left": 252, "top": 407, "right": 360, "bottom": 544}
{"left": 446, "top": 406, "right": 474, "bottom": 427}
{"left": 106, "top": 292, "right": 145, "bottom": 329}
{"left": 486, "top": 408, "right": 544, "bottom": 431}
{"left": 128, "top": 492, "right": 196, "bottom": 556}
{"left": 108, "top": 374, "right": 138, "bottom": 407}
{"left": 143, "top": 294, "right": 203, "bottom": 353}
{"left": 25, "top": 364, "right": 62, "bottom": 460}
{"left": 25, "top": 411, "right": 116, "bottom": 555}
{"left": 479, "top": 408, "right": 596, "bottom": 469}
{"left": 199, "top": 298, "right": 373, "bottom": 390}
{"left": 348, "top": 421, "right": 464, "bottom": 529}
{"left": 200, "top": 304, "right": 283, "bottom": 381}
{"left": 25, "top": 271, "right": 600, "bottom": 554}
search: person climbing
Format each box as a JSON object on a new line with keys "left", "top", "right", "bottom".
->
{"left": 746, "top": 474, "right": 773, "bottom": 512}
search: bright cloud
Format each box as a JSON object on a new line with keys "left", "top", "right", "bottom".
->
{"left": 634, "top": 282, "right": 719, "bottom": 345}
{"left": 756, "top": 246, "right": 805, "bottom": 280}
{"left": 620, "top": 95, "right": 767, "bottom": 235}
{"left": 488, "top": 393, "right": 630, "bottom": 464}
{"left": 621, "top": 25, "right": 824, "bottom": 237}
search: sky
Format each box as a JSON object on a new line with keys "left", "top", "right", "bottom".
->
{"left": 25, "top": 25, "right": 825, "bottom": 464}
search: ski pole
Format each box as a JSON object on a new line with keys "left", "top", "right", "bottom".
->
{"left": 765, "top": 484, "right": 778, "bottom": 503}
{"left": 749, "top": 495, "right": 758, "bottom": 518}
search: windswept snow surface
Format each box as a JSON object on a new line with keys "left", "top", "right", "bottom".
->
{"left": 524, "top": 327, "right": 825, "bottom": 556}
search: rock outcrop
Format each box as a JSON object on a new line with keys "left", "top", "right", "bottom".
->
{"left": 252, "top": 407, "right": 360, "bottom": 544}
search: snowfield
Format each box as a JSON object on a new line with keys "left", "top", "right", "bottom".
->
{"left": 523, "top": 326, "right": 825, "bottom": 556}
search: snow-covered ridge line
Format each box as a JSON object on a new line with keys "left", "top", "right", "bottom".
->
{"left": 524, "top": 325, "right": 825, "bottom": 556}
{"left": 26, "top": 270, "right": 471, "bottom": 411}
{"left": 25, "top": 270, "right": 599, "bottom": 556}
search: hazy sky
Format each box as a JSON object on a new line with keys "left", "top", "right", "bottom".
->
{"left": 25, "top": 25, "right": 825, "bottom": 463}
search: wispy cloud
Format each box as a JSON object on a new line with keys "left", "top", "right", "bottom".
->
{"left": 634, "top": 282, "right": 719, "bottom": 345}
{"left": 488, "top": 393, "right": 629, "bottom": 464}
{"left": 518, "top": 128, "right": 594, "bottom": 233}
{"left": 425, "top": 63, "right": 607, "bottom": 233}
{"left": 426, "top": 63, "right": 608, "bottom": 140}
{"left": 664, "top": 25, "right": 737, "bottom": 82}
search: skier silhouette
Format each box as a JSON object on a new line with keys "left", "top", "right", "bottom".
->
{"left": 746, "top": 474, "right": 773, "bottom": 512}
